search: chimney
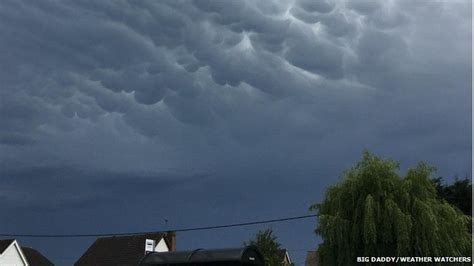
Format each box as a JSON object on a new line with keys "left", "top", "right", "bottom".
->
{"left": 165, "top": 231, "right": 176, "bottom": 251}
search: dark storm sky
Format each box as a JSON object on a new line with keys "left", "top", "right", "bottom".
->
{"left": 0, "top": 0, "right": 471, "bottom": 265}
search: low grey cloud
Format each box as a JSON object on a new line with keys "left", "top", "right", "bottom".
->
{"left": 0, "top": 0, "right": 470, "bottom": 213}
{"left": 0, "top": 0, "right": 470, "bottom": 265}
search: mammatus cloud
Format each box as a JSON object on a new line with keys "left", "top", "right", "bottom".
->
{"left": 0, "top": 0, "right": 471, "bottom": 199}
{"left": 0, "top": 1, "right": 471, "bottom": 264}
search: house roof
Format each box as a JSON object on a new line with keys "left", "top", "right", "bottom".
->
{"left": 74, "top": 233, "right": 171, "bottom": 266}
{"left": 1, "top": 239, "right": 54, "bottom": 265}
{"left": 305, "top": 250, "right": 319, "bottom": 266}
{"left": 22, "top": 247, "right": 54, "bottom": 266}
{"left": 0, "top": 239, "right": 14, "bottom": 253}
{"left": 277, "top": 249, "right": 291, "bottom": 263}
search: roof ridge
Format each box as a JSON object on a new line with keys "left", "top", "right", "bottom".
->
{"left": 0, "top": 239, "right": 15, "bottom": 253}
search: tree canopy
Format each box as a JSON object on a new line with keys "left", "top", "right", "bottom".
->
{"left": 244, "top": 229, "right": 288, "bottom": 266}
{"left": 311, "top": 151, "right": 471, "bottom": 266}
{"left": 432, "top": 176, "right": 472, "bottom": 216}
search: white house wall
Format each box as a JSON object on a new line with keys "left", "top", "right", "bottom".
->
{"left": 0, "top": 241, "right": 28, "bottom": 266}
{"left": 154, "top": 238, "right": 169, "bottom": 252}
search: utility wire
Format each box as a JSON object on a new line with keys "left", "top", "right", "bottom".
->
{"left": 0, "top": 214, "right": 317, "bottom": 238}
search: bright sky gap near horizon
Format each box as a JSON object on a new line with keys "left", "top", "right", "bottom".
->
{"left": 0, "top": 0, "right": 471, "bottom": 265}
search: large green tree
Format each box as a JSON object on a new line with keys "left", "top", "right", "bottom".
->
{"left": 432, "top": 176, "right": 472, "bottom": 216}
{"left": 244, "top": 229, "right": 289, "bottom": 266}
{"left": 311, "top": 152, "right": 471, "bottom": 266}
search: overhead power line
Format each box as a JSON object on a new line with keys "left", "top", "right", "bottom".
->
{"left": 0, "top": 214, "right": 317, "bottom": 238}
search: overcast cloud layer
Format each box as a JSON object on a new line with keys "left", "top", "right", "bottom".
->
{"left": 0, "top": 0, "right": 471, "bottom": 265}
